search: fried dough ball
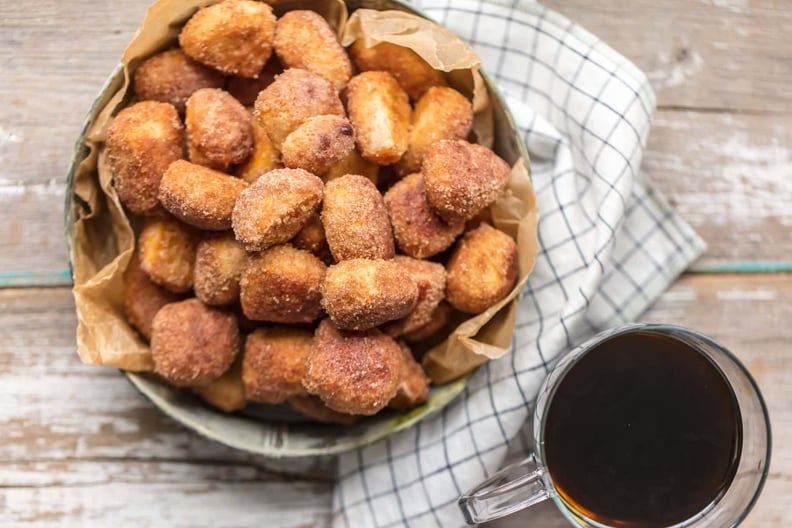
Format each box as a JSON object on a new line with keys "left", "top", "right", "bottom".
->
{"left": 293, "top": 212, "right": 332, "bottom": 264}
{"left": 235, "top": 114, "right": 282, "bottom": 184}
{"left": 395, "top": 86, "right": 473, "bottom": 175}
{"left": 185, "top": 88, "right": 253, "bottom": 171}
{"left": 194, "top": 233, "right": 248, "bottom": 306}
{"left": 422, "top": 139, "right": 511, "bottom": 222}
{"left": 446, "top": 223, "right": 518, "bottom": 314}
{"left": 382, "top": 257, "right": 447, "bottom": 337}
{"left": 323, "top": 148, "right": 378, "bottom": 185}
{"left": 232, "top": 168, "right": 324, "bottom": 251}
{"left": 226, "top": 57, "right": 282, "bottom": 106}
{"left": 193, "top": 358, "right": 246, "bottom": 412}
{"left": 242, "top": 327, "right": 312, "bottom": 404}
{"left": 273, "top": 10, "right": 352, "bottom": 91}
{"left": 106, "top": 101, "right": 183, "bottom": 216}
{"left": 179, "top": 0, "right": 276, "bottom": 78}
{"left": 138, "top": 216, "right": 199, "bottom": 293}
{"left": 288, "top": 395, "right": 358, "bottom": 425}
{"left": 151, "top": 299, "right": 240, "bottom": 387}
{"left": 389, "top": 342, "right": 430, "bottom": 409}
{"left": 123, "top": 251, "right": 182, "bottom": 340}
{"left": 254, "top": 68, "right": 345, "bottom": 149}
{"left": 133, "top": 49, "right": 225, "bottom": 114}
{"left": 303, "top": 319, "right": 402, "bottom": 415}
{"left": 321, "top": 259, "right": 418, "bottom": 330}
{"left": 403, "top": 301, "right": 455, "bottom": 343}
{"left": 159, "top": 160, "right": 248, "bottom": 231}
{"left": 383, "top": 172, "right": 464, "bottom": 259}
{"left": 349, "top": 40, "right": 446, "bottom": 101}
{"left": 282, "top": 115, "right": 355, "bottom": 175}
{"left": 240, "top": 244, "right": 326, "bottom": 323}
{"left": 346, "top": 71, "right": 410, "bottom": 165}
{"left": 322, "top": 174, "right": 394, "bottom": 261}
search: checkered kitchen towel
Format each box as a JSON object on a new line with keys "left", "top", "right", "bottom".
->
{"left": 334, "top": 1, "right": 707, "bottom": 526}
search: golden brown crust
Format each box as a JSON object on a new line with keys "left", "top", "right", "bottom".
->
{"left": 273, "top": 10, "right": 352, "bottom": 91}
{"left": 322, "top": 148, "right": 378, "bottom": 185}
{"left": 123, "top": 250, "right": 182, "bottom": 340}
{"left": 389, "top": 341, "right": 430, "bottom": 409}
{"left": 381, "top": 256, "right": 447, "bottom": 337}
{"left": 383, "top": 172, "right": 465, "bottom": 258}
{"left": 225, "top": 57, "right": 282, "bottom": 106}
{"left": 345, "top": 71, "right": 410, "bottom": 165}
{"left": 138, "top": 216, "right": 199, "bottom": 293}
{"left": 231, "top": 168, "right": 324, "bottom": 251}
{"left": 240, "top": 244, "right": 326, "bottom": 323}
{"left": 159, "top": 159, "right": 248, "bottom": 231}
{"left": 151, "top": 299, "right": 240, "bottom": 387}
{"left": 106, "top": 101, "right": 184, "bottom": 216}
{"left": 422, "top": 139, "right": 511, "bottom": 222}
{"left": 179, "top": 0, "right": 276, "bottom": 78}
{"left": 395, "top": 86, "right": 473, "bottom": 175}
{"left": 321, "top": 174, "right": 394, "bottom": 261}
{"left": 349, "top": 41, "right": 446, "bottom": 101}
{"left": 235, "top": 112, "right": 282, "bottom": 183}
{"left": 303, "top": 319, "right": 402, "bottom": 415}
{"left": 194, "top": 232, "right": 248, "bottom": 306}
{"left": 185, "top": 88, "right": 253, "bottom": 170}
{"left": 403, "top": 301, "right": 454, "bottom": 343}
{"left": 287, "top": 394, "right": 359, "bottom": 425}
{"left": 242, "top": 326, "right": 312, "bottom": 404}
{"left": 446, "top": 224, "right": 518, "bottom": 314}
{"left": 193, "top": 357, "right": 247, "bottom": 412}
{"left": 321, "top": 259, "right": 418, "bottom": 331}
{"left": 133, "top": 49, "right": 225, "bottom": 114}
{"left": 281, "top": 115, "right": 355, "bottom": 175}
{"left": 253, "top": 68, "right": 345, "bottom": 149}
{"left": 293, "top": 212, "right": 333, "bottom": 264}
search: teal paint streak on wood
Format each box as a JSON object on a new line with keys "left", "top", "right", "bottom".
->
{"left": 693, "top": 263, "right": 792, "bottom": 273}
{"left": 0, "top": 270, "right": 73, "bottom": 288}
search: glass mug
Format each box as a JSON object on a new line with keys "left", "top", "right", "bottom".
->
{"left": 459, "top": 324, "right": 771, "bottom": 527}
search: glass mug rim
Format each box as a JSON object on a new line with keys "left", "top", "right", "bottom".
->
{"left": 458, "top": 323, "right": 772, "bottom": 527}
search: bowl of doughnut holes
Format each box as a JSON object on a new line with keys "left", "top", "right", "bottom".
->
{"left": 65, "top": 0, "right": 537, "bottom": 457}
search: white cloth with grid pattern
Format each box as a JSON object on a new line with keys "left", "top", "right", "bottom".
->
{"left": 333, "top": 1, "right": 707, "bottom": 526}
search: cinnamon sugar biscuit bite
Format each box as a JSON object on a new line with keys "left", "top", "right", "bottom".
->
{"left": 403, "top": 301, "right": 455, "bottom": 344}
{"left": 446, "top": 223, "right": 518, "bottom": 314}
{"left": 242, "top": 327, "right": 312, "bottom": 404}
{"left": 106, "top": 100, "right": 183, "bottom": 216}
{"left": 193, "top": 358, "right": 246, "bottom": 412}
{"left": 232, "top": 168, "right": 324, "bottom": 251}
{"left": 179, "top": 0, "right": 276, "bottom": 78}
{"left": 382, "top": 257, "right": 447, "bottom": 337}
{"left": 281, "top": 115, "right": 355, "bottom": 175}
{"left": 159, "top": 160, "right": 248, "bottom": 231}
{"left": 225, "top": 57, "right": 282, "bottom": 106}
{"left": 288, "top": 395, "right": 359, "bottom": 425}
{"left": 389, "top": 342, "right": 430, "bottom": 409}
{"left": 293, "top": 212, "right": 332, "bottom": 264}
{"left": 323, "top": 148, "right": 378, "bottom": 185}
{"left": 321, "top": 259, "right": 418, "bottom": 331}
{"left": 138, "top": 216, "right": 199, "bottom": 294}
{"left": 123, "top": 251, "right": 182, "bottom": 341}
{"left": 151, "top": 299, "right": 240, "bottom": 387}
{"left": 240, "top": 244, "right": 326, "bottom": 324}
{"left": 303, "top": 319, "right": 403, "bottom": 415}
{"left": 235, "top": 114, "right": 282, "bottom": 184}
{"left": 194, "top": 233, "right": 247, "bottom": 306}
{"left": 185, "top": 88, "right": 253, "bottom": 171}
{"left": 322, "top": 174, "right": 394, "bottom": 261}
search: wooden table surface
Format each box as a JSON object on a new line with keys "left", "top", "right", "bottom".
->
{"left": 1, "top": 0, "right": 790, "bottom": 526}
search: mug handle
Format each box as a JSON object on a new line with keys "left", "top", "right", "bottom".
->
{"left": 458, "top": 454, "right": 550, "bottom": 524}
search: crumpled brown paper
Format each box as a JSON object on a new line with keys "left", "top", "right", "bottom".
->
{"left": 69, "top": 0, "right": 539, "bottom": 383}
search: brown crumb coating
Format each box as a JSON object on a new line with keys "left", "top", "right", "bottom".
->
{"left": 395, "top": 86, "right": 473, "bottom": 175}
{"left": 123, "top": 250, "right": 182, "bottom": 340}
{"left": 303, "top": 319, "right": 402, "bottom": 415}
{"left": 159, "top": 159, "right": 248, "bottom": 231}
{"left": 423, "top": 139, "right": 511, "bottom": 223}
{"left": 225, "top": 57, "right": 282, "bottom": 106}
{"left": 287, "top": 394, "right": 359, "bottom": 425}
{"left": 133, "top": 49, "right": 225, "bottom": 114}
{"left": 403, "top": 301, "right": 455, "bottom": 343}
{"left": 185, "top": 88, "right": 253, "bottom": 171}
{"left": 179, "top": 0, "right": 276, "bottom": 78}
{"left": 254, "top": 68, "right": 345, "bottom": 149}
{"left": 151, "top": 299, "right": 240, "bottom": 387}
{"left": 194, "top": 232, "right": 248, "bottom": 306}
{"left": 322, "top": 174, "right": 394, "bottom": 261}
{"left": 193, "top": 357, "right": 247, "bottom": 412}
{"left": 240, "top": 244, "right": 326, "bottom": 323}
{"left": 106, "top": 101, "right": 183, "bottom": 216}
{"left": 138, "top": 215, "right": 199, "bottom": 293}
{"left": 293, "top": 212, "right": 333, "bottom": 264}
{"left": 323, "top": 148, "right": 378, "bottom": 185}
{"left": 321, "top": 259, "right": 418, "bottom": 331}
{"left": 381, "top": 256, "right": 447, "bottom": 337}
{"left": 345, "top": 71, "right": 410, "bottom": 165}
{"left": 282, "top": 115, "right": 355, "bottom": 175}
{"left": 232, "top": 168, "right": 324, "bottom": 251}
{"left": 235, "top": 112, "right": 282, "bottom": 183}
{"left": 389, "top": 341, "right": 430, "bottom": 409}
{"left": 242, "top": 326, "right": 312, "bottom": 404}
{"left": 383, "top": 172, "right": 464, "bottom": 259}
{"left": 446, "top": 223, "right": 518, "bottom": 314}
{"left": 349, "top": 40, "right": 446, "bottom": 101}
{"left": 273, "top": 10, "right": 352, "bottom": 91}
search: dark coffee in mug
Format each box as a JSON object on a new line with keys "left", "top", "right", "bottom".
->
{"left": 544, "top": 330, "right": 742, "bottom": 527}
